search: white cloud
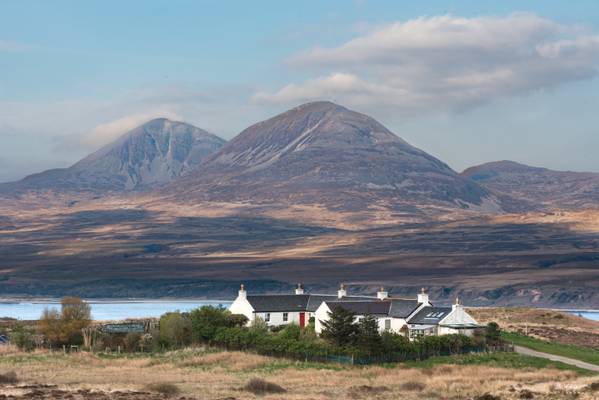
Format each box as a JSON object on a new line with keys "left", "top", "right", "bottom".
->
{"left": 255, "top": 14, "right": 599, "bottom": 113}
{"left": 81, "top": 110, "right": 183, "bottom": 149}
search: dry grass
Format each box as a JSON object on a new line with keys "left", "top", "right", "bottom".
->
{"left": 468, "top": 307, "right": 599, "bottom": 348}
{"left": 0, "top": 348, "right": 596, "bottom": 400}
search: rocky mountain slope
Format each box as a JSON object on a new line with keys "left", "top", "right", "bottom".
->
{"left": 1, "top": 119, "right": 225, "bottom": 193}
{"left": 169, "top": 102, "right": 503, "bottom": 214}
{"left": 462, "top": 160, "right": 599, "bottom": 209}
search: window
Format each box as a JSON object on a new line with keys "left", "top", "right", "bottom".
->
{"left": 384, "top": 319, "right": 391, "bottom": 330}
{"left": 265, "top": 313, "right": 270, "bottom": 322}
{"left": 283, "top": 312, "right": 288, "bottom": 322}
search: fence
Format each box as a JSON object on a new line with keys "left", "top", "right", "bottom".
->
{"left": 218, "top": 344, "right": 514, "bottom": 366}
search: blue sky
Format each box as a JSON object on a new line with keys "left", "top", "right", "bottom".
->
{"left": 1, "top": 1, "right": 599, "bottom": 182}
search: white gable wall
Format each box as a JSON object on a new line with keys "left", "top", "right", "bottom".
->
{"left": 437, "top": 306, "right": 479, "bottom": 336}
{"left": 314, "top": 302, "right": 331, "bottom": 334}
{"left": 229, "top": 296, "right": 255, "bottom": 326}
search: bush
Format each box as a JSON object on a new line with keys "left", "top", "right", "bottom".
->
{"left": 145, "top": 383, "right": 180, "bottom": 395}
{"left": 10, "top": 323, "right": 35, "bottom": 351}
{"left": 399, "top": 381, "right": 426, "bottom": 391}
{"left": 485, "top": 322, "right": 501, "bottom": 345}
{"left": 123, "top": 332, "right": 142, "bottom": 352}
{"left": 189, "top": 306, "right": 231, "bottom": 343}
{"left": 159, "top": 312, "right": 192, "bottom": 348}
{"left": 0, "top": 371, "right": 18, "bottom": 385}
{"left": 243, "top": 378, "right": 286, "bottom": 395}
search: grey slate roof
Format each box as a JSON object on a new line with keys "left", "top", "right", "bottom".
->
{"left": 246, "top": 294, "right": 374, "bottom": 312}
{"left": 325, "top": 301, "right": 391, "bottom": 316}
{"left": 408, "top": 306, "right": 452, "bottom": 325}
{"left": 323, "top": 299, "right": 421, "bottom": 318}
{"left": 388, "top": 299, "right": 421, "bottom": 318}
{"left": 246, "top": 295, "right": 309, "bottom": 312}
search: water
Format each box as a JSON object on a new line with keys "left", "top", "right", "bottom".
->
{"left": 0, "top": 300, "right": 232, "bottom": 321}
{"left": 569, "top": 311, "right": 599, "bottom": 321}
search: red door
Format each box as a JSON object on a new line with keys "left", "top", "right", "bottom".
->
{"left": 299, "top": 312, "right": 305, "bottom": 328}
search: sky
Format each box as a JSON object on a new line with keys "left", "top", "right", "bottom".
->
{"left": 1, "top": 0, "right": 599, "bottom": 182}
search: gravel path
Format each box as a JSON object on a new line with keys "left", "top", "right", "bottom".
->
{"left": 514, "top": 345, "right": 599, "bottom": 372}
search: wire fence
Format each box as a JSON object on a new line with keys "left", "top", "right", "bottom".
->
{"left": 217, "top": 343, "right": 515, "bottom": 366}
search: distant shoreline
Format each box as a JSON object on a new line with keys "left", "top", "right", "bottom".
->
{"left": 0, "top": 298, "right": 233, "bottom": 304}
{"left": 0, "top": 298, "right": 596, "bottom": 312}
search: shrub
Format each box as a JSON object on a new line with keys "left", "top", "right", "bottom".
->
{"left": 123, "top": 332, "right": 142, "bottom": 352}
{"left": 475, "top": 393, "right": 501, "bottom": 400}
{"left": 0, "top": 371, "right": 18, "bottom": 385}
{"left": 10, "top": 323, "right": 35, "bottom": 351}
{"left": 278, "top": 323, "right": 301, "bottom": 341}
{"left": 485, "top": 322, "right": 501, "bottom": 345}
{"left": 189, "top": 306, "right": 231, "bottom": 343}
{"left": 243, "top": 378, "right": 286, "bottom": 395}
{"left": 399, "top": 381, "right": 426, "bottom": 391}
{"left": 145, "top": 383, "right": 180, "bottom": 395}
{"left": 519, "top": 389, "right": 534, "bottom": 399}
{"left": 159, "top": 312, "right": 192, "bottom": 348}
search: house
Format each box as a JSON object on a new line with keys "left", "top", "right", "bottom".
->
{"left": 229, "top": 283, "right": 376, "bottom": 328}
{"left": 229, "top": 284, "right": 480, "bottom": 338}
{"left": 314, "top": 287, "right": 433, "bottom": 335}
{"left": 406, "top": 298, "right": 479, "bottom": 338}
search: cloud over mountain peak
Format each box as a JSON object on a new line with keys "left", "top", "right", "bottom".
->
{"left": 255, "top": 14, "right": 599, "bottom": 113}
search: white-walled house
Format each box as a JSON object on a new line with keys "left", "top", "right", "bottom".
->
{"left": 314, "top": 288, "right": 432, "bottom": 335}
{"left": 229, "top": 284, "right": 479, "bottom": 338}
{"left": 228, "top": 284, "right": 373, "bottom": 328}
{"left": 406, "top": 299, "right": 479, "bottom": 338}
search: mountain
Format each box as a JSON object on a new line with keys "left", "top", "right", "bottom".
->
{"left": 169, "top": 101, "right": 503, "bottom": 213}
{"left": 1, "top": 118, "right": 226, "bottom": 194}
{"left": 462, "top": 160, "right": 599, "bottom": 208}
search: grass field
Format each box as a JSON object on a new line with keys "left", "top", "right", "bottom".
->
{"left": 0, "top": 345, "right": 597, "bottom": 399}
{"left": 502, "top": 332, "right": 599, "bottom": 366}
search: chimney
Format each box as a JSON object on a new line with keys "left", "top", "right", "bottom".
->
{"left": 377, "top": 286, "right": 388, "bottom": 300}
{"left": 295, "top": 283, "right": 304, "bottom": 295}
{"left": 417, "top": 287, "right": 429, "bottom": 304}
{"left": 337, "top": 283, "right": 347, "bottom": 299}
{"left": 238, "top": 284, "right": 247, "bottom": 300}
{"left": 452, "top": 297, "right": 461, "bottom": 311}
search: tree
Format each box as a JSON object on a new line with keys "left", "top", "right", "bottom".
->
{"left": 159, "top": 312, "right": 192, "bottom": 348}
{"left": 320, "top": 306, "right": 357, "bottom": 347}
{"left": 189, "top": 306, "right": 231, "bottom": 343}
{"left": 38, "top": 297, "right": 91, "bottom": 346}
{"left": 485, "top": 322, "right": 501, "bottom": 345}
{"left": 60, "top": 296, "right": 91, "bottom": 345}
{"left": 355, "top": 314, "right": 382, "bottom": 354}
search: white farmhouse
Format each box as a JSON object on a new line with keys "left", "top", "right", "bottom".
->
{"left": 229, "top": 284, "right": 479, "bottom": 338}
{"left": 229, "top": 283, "right": 372, "bottom": 328}
{"left": 314, "top": 287, "right": 431, "bottom": 335}
{"left": 406, "top": 298, "right": 479, "bottom": 338}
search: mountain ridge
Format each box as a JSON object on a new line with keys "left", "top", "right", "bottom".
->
{"left": 1, "top": 118, "right": 226, "bottom": 194}
{"left": 167, "top": 101, "right": 503, "bottom": 214}
{"left": 462, "top": 160, "right": 599, "bottom": 208}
